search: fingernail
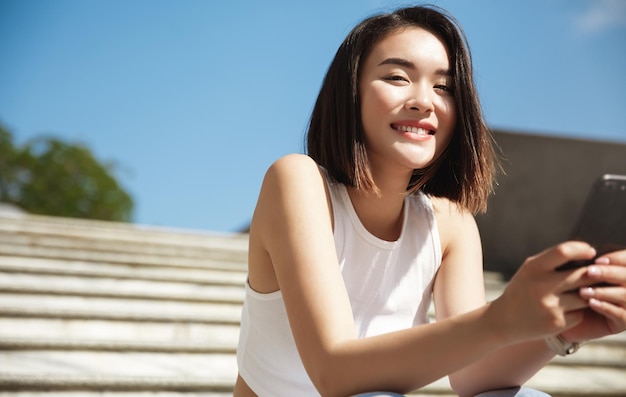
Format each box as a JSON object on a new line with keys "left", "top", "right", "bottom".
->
{"left": 595, "top": 257, "right": 610, "bottom": 265}
{"left": 589, "top": 298, "right": 602, "bottom": 308}
{"left": 580, "top": 287, "right": 595, "bottom": 298}
{"left": 587, "top": 266, "right": 602, "bottom": 277}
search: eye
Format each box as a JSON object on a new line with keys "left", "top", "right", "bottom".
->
{"left": 383, "top": 75, "right": 409, "bottom": 83}
{"left": 434, "top": 84, "right": 453, "bottom": 93}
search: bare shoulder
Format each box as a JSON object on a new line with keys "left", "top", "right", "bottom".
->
{"left": 260, "top": 153, "right": 330, "bottom": 216}
{"left": 254, "top": 153, "right": 329, "bottom": 230}
{"left": 249, "top": 154, "right": 331, "bottom": 293}
{"left": 429, "top": 196, "right": 479, "bottom": 256}
{"left": 269, "top": 152, "right": 316, "bottom": 170}
{"left": 429, "top": 196, "right": 473, "bottom": 227}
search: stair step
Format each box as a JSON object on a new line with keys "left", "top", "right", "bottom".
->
{"left": 0, "top": 216, "right": 249, "bottom": 263}
{"left": 527, "top": 365, "right": 626, "bottom": 396}
{"left": 0, "top": 256, "right": 247, "bottom": 284}
{"left": 2, "top": 351, "right": 237, "bottom": 381}
{"left": 0, "top": 212, "right": 247, "bottom": 246}
{"left": 0, "top": 393, "right": 232, "bottom": 397}
{"left": 0, "top": 273, "right": 245, "bottom": 304}
{"left": 0, "top": 294, "right": 242, "bottom": 323}
{"left": 0, "top": 306, "right": 239, "bottom": 324}
{"left": 0, "top": 317, "right": 239, "bottom": 345}
{"left": 0, "top": 243, "right": 246, "bottom": 271}
{"left": 0, "top": 232, "right": 247, "bottom": 267}
{"left": 0, "top": 338, "right": 235, "bottom": 353}
{"left": 0, "top": 374, "right": 234, "bottom": 392}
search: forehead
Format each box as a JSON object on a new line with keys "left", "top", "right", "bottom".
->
{"left": 366, "top": 27, "right": 451, "bottom": 69}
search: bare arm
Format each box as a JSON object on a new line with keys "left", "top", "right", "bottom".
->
{"left": 249, "top": 154, "right": 598, "bottom": 397}
{"left": 432, "top": 199, "right": 595, "bottom": 396}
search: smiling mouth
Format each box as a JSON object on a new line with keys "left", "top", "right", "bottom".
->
{"left": 391, "top": 124, "right": 435, "bottom": 135}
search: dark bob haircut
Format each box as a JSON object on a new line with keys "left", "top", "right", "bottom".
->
{"left": 306, "top": 5, "right": 499, "bottom": 214}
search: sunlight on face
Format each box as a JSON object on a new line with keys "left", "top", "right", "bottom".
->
{"left": 359, "top": 27, "right": 457, "bottom": 174}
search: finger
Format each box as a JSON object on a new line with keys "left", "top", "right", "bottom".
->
{"left": 563, "top": 309, "right": 585, "bottom": 330}
{"left": 552, "top": 266, "right": 596, "bottom": 294}
{"left": 530, "top": 242, "right": 596, "bottom": 272}
{"left": 597, "top": 249, "right": 626, "bottom": 266}
{"left": 560, "top": 291, "right": 591, "bottom": 311}
{"left": 581, "top": 285, "right": 626, "bottom": 307}
{"left": 587, "top": 264, "right": 626, "bottom": 286}
{"left": 588, "top": 298, "right": 626, "bottom": 332}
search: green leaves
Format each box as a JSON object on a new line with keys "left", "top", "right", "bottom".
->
{"left": 0, "top": 124, "right": 133, "bottom": 222}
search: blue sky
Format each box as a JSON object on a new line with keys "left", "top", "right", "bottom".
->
{"left": 1, "top": 0, "right": 625, "bottom": 233}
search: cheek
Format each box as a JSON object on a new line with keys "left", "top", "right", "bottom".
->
{"left": 362, "top": 84, "right": 402, "bottom": 113}
{"left": 437, "top": 130, "right": 455, "bottom": 157}
{"left": 435, "top": 100, "right": 457, "bottom": 151}
{"left": 438, "top": 97, "right": 457, "bottom": 127}
{"left": 360, "top": 88, "right": 395, "bottom": 134}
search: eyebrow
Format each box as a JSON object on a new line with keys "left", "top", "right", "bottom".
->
{"left": 378, "top": 57, "right": 451, "bottom": 76}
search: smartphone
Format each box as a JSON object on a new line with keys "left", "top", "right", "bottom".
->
{"left": 557, "top": 174, "right": 626, "bottom": 271}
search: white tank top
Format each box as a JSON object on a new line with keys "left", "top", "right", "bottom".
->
{"left": 237, "top": 174, "right": 442, "bottom": 396}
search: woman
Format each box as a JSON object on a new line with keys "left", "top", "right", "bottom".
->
{"left": 234, "top": 5, "right": 626, "bottom": 396}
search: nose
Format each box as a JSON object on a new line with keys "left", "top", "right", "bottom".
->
{"left": 405, "top": 83, "right": 433, "bottom": 113}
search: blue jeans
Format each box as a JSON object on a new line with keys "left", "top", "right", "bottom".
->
{"left": 475, "top": 387, "right": 551, "bottom": 397}
{"left": 354, "top": 387, "right": 550, "bottom": 397}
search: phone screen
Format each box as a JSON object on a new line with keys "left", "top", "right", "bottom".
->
{"left": 558, "top": 174, "right": 626, "bottom": 271}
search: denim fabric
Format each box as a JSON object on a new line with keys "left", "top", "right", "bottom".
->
{"left": 351, "top": 394, "right": 405, "bottom": 397}
{"left": 353, "top": 387, "right": 550, "bottom": 397}
{"left": 474, "top": 387, "right": 551, "bottom": 397}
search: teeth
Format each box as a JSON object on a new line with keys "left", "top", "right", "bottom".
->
{"left": 397, "top": 125, "right": 430, "bottom": 135}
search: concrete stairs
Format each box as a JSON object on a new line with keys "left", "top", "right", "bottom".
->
{"left": 0, "top": 210, "right": 624, "bottom": 397}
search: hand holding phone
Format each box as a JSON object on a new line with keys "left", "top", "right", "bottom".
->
{"left": 557, "top": 174, "right": 626, "bottom": 271}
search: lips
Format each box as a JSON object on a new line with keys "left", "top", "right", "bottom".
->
{"left": 391, "top": 123, "right": 435, "bottom": 135}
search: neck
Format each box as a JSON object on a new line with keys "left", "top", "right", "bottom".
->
{"left": 347, "top": 184, "right": 407, "bottom": 242}
{"left": 347, "top": 161, "right": 414, "bottom": 241}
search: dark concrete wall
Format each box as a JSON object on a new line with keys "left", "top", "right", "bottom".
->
{"left": 476, "top": 130, "right": 626, "bottom": 277}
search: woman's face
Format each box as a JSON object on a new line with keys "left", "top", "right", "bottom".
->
{"left": 359, "top": 27, "right": 457, "bottom": 174}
